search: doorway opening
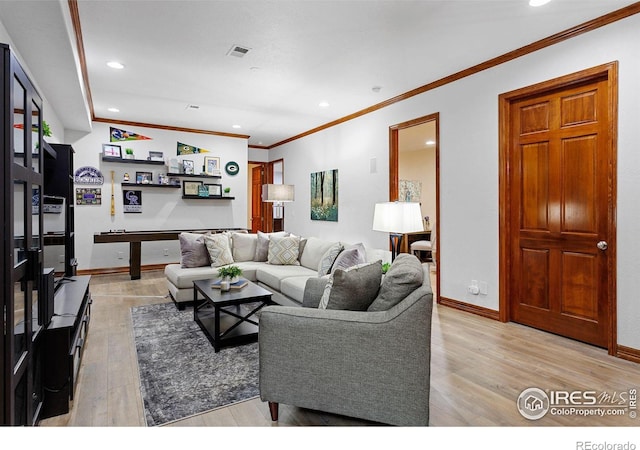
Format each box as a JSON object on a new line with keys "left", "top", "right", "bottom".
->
{"left": 247, "top": 159, "right": 285, "bottom": 233}
{"left": 389, "top": 113, "right": 440, "bottom": 301}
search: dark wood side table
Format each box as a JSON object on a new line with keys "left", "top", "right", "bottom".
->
{"left": 193, "top": 279, "right": 273, "bottom": 352}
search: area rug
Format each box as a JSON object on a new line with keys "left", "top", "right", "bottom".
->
{"left": 131, "top": 302, "right": 259, "bottom": 426}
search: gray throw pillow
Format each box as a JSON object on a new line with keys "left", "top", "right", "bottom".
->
{"left": 368, "top": 253, "right": 423, "bottom": 311}
{"left": 331, "top": 243, "right": 366, "bottom": 273}
{"left": 179, "top": 232, "right": 210, "bottom": 268}
{"left": 254, "top": 231, "right": 288, "bottom": 262}
{"left": 319, "top": 261, "right": 382, "bottom": 311}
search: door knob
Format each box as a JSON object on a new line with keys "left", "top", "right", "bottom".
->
{"left": 597, "top": 241, "right": 608, "bottom": 251}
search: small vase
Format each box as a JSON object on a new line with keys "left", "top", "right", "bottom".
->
{"left": 220, "top": 280, "right": 230, "bottom": 291}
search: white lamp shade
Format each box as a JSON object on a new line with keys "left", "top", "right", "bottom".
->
{"left": 372, "top": 202, "right": 424, "bottom": 233}
{"left": 262, "top": 184, "right": 295, "bottom": 202}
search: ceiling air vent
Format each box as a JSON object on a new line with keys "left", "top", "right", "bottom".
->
{"left": 227, "top": 45, "right": 251, "bottom": 58}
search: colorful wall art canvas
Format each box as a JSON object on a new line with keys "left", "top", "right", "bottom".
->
{"left": 399, "top": 179, "right": 422, "bottom": 202}
{"left": 310, "top": 169, "right": 338, "bottom": 221}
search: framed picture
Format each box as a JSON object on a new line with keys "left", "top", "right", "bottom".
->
{"left": 183, "top": 159, "right": 195, "bottom": 175}
{"left": 204, "top": 156, "right": 220, "bottom": 176}
{"left": 136, "top": 171, "right": 153, "bottom": 184}
{"left": 183, "top": 180, "right": 202, "bottom": 196}
{"left": 102, "top": 144, "right": 121, "bottom": 158}
{"left": 205, "top": 183, "right": 222, "bottom": 197}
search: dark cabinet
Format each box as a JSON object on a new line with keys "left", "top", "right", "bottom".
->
{"left": 1, "top": 43, "right": 45, "bottom": 425}
{"left": 41, "top": 276, "right": 91, "bottom": 419}
{"left": 44, "top": 143, "right": 76, "bottom": 276}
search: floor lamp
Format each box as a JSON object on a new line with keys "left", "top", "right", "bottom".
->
{"left": 262, "top": 184, "right": 295, "bottom": 230}
{"left": 372, "top": 202, "right": 424, "bottom": 261}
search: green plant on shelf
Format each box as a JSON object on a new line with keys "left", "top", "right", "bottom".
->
{"left": 217, "top": 265, "right": 242, "bottom": 280}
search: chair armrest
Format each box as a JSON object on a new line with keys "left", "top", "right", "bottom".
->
{"left": 301, "top": 275, "right": 329, "bottom": 308}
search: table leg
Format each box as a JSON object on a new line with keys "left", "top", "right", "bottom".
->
{"left": 214, "top": 305, "right": 221, "bottom": 353}
{"left": 129, "top": 242, "right": 141, "bottom": 280}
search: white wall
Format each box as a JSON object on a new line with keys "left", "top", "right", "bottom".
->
{"left": 66, "top": 122, "right": 248, "bottom": 270}
{"left": 269, "top": 14, "right": 640, "bottom": 349}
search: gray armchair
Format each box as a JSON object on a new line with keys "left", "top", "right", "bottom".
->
{"left": 258, "top": 266, "right": 433, "bottom": 426}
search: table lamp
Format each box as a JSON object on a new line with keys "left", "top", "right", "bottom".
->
{"left": 372, "top": 201, "right": 424, "bottom": 261}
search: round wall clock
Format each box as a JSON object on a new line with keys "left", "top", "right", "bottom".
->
{"left": 225, "top": 161, "right": 240, "bottom": 176}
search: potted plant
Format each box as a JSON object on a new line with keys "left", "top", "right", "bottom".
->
{"left": 217, "top": 265, "right": 242, "bottom": 283}
{"left": 124, "top": 148, "right": 134, "bottom": 159}
{"left": 223, "top": 187, "right": 231, "bottom": 197}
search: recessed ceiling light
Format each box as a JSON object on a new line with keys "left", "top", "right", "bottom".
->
{"left": 107, "top": 107, "right": 120, "bottom": 113}
{"left": 232, "top": 124, "right": 242, "bottom": 129}
{"left": 106, "top": 61, "right": 125, "bottom": 69}
{"left": 319, "top": 101, "right": 330, "bottom": 108}
{"left": 529, "top": 0, "right": 551, "bottom": 6}
{"left": 425, "top": 140, "right": 436, "bottom": 146}
{"left": 372, "top": 86, "right": 382, "bottom": 93}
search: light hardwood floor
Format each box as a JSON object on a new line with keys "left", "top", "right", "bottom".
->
{"left": 38, "top": 269, "right": 640, "bottom": 427}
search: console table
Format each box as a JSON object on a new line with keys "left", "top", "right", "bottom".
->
{"left": 93, "top": 228, "right": 247, "bottom": 279}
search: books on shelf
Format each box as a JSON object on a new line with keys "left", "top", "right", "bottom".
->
{"left": 211, "top": 278, "right": 248, "bottom": 289}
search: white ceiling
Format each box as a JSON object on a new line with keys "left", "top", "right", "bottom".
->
{"left": 0, "top": 0, "right": 637, "bottom": 148}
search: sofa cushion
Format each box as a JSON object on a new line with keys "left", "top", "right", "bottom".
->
{"left": 364, "top": 245, "right": 392, "bottom": 265}
{"left": 204, "top": 233, "right": 234, "bottom": 267}
{"left": 254, "top": 231, "right": 289, "bottom": 262}
{"left": 179, "top": 232, "right": 210, "bottom": 268}
{"left": 279, "top": 276, "right": 315, "bottom": 303}
{"left": 317, "top": 242, "right": 344, "bottom": 275}
{"left": 231, "top": 232, "right": 257, "bottom": 262}
{"left": 319, "top": 261, "right": 382, "bottom": 311}
{"left": 368, "top": 253, "right": 424, "bottom": 312}
{"left": 257, "top": 264, "right": 317, "bottom": 292}
{"left": 299, "top": 237, "right": 339, "bottom": 271}
{"left": 331, "top": 243, "right": 366, "bottom": 273}
{"left": 164, "top": 263, "right": 218, "bottom": 289}
{"left": 268, "top": 235, "right": 301, "bottom": 265}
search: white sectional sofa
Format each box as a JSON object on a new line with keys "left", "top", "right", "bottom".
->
{"left": 164, "top": 231, "right": 391, "bottom": 309}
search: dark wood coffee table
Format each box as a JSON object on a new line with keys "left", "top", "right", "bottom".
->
{"left": 193, "top": 279, "right": 273, "bottom": 352}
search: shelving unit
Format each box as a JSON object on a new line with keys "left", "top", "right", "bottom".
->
{"left": 46, "top": 143, "right": 77, "bottom": 276}
{"left": 182, "top": 195, "right": 235, "bottom": 200}
{"left": 102, "top": 156, "right": 165, "bottom": 165}
{"left": 167, "top": 172, "right": 221, "bottom": 179}
{"left": 122, "top": 182, "right": 180, "bottom": 189}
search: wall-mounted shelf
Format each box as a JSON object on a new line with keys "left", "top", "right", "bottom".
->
{"left": 167, "top": 172, "right": 221, "bottom": 179}
{"left": 182, "top": 195, "right": 235, "bottom": 200}
{"left": 121, "top": 182, "right": 180, "bottom": 189}
{"left": 102, "top": 156, "right": 165, "bottom": 165}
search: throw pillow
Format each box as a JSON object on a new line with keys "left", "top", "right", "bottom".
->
{"left": 179, "top": 232, "right": 210, "bottom": 268}
{"left": 317, "top": 242, "right": 344, "bottom": 276}
{"left": 231, "top": 232, "right": 257, "bottom": 262}
{"left": 267, "top": 235, "right": 301, "bottom": 265}
{"left": 368, "top": 253, "right": 424, "bottom": 312}
{"left": 204, "top": 233, "right": 234, "bottom": 267}
{"left": 331, "top": 243, "right": 366, "bottom": 273}
{"left": 318, "top": 261, "right": 382, "bottom": 311}
{"left": 254, "top": 231, "right": 288, "bottom": 262}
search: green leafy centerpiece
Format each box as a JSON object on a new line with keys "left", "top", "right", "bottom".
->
{"left": 218, "top": 265, "right": 243, "bottom": 283}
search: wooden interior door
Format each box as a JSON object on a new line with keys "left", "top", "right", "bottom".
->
{"left": 502, "top": 65, "right": 616, "bottom": 349}
{"left": 251, "top": 165, "right": 264, "bottom": 233}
